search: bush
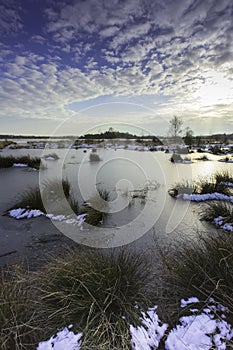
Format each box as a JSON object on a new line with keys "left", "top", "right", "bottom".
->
{"left": 34, "top": 250, "right": 154, "bottom": 349}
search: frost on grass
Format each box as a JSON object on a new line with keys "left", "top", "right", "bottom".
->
{"left": 130, "top": 306, "right": 168, "bottom": 350}
{"left": 37, "top": 326, "right": 82, "bottom": 350}
{"left": 165, "top": 298, "right": 233, "bottom": 350}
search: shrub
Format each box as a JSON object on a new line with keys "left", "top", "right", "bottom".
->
{"left": 34, "top": 250, "right": 154, "bottom": 349}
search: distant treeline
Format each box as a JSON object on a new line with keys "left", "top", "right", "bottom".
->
{"left": 79, "top": 130, "right": 162, "bottom": 143}
{"left": 0, "top": 132, "right": 232, "bottom": 143}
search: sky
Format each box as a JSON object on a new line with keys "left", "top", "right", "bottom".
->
{"left": 1, "top": 0, "right": 233, "bottom": 136}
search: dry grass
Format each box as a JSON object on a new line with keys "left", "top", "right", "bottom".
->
{"left": 33, "top": 249, "right": 154, "bottom": 349}
{"left": 0, "top": 267, "right": 42, "bottom": 350}
{"left": 0, "top": 155, "right": 41, "bottom": 169}
{"left": 157, "top": 233, "right": 233, "bottom": 327}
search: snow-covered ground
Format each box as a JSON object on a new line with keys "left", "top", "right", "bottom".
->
{"left": 37, "top": 298, "right": 233, "bottom": 350}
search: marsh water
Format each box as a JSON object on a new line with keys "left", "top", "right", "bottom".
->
{"left": 0, "top": 147, "right": 232, "bottom": 266}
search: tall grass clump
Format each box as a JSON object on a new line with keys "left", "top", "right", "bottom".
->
{"left": 0, "top": 267, "right": 40, "bottom": 350}
{"left": 196, "top": 177, "right": 230, "bottom": 195}
{"left": 168, "top": 180, "right": 197, "bottom": 197}
{"left": 7, "top": 186, "right": 45, "bottom": 213}
{"left": 201, "top": 201, "right": 233, "bottom": 224}
{"left": 214, "top": 170, "right": 233, "bottom": 184}
{"left": 0, "top": 155, "right": 41, "bottom": 169}
{"left": 159, "top": 233, "right": 233, "bottom": 326}
{"left": 7, "top": 179, "right": 79, "bottom": 215}
{"left": 169, "top": 173, "right": 231, "bottom": 198}
{"left": 34, "top": 250, "right": 153, "bottom": 349}
{"left": 80, "top": 188, "right": 111, "bottom": 226}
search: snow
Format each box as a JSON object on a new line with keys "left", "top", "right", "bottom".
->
{"left": 76, "top": 213, "right": 87, "bottom": 230}
{"left": 220, "top": 181, "right": 233, "bottom": 187}
{"left": 130, "top": 306, "right": 168, "bottom": 350}
{"left": 37, "top": 326, "right": 82, "bottom": 350}
{"left": 9, "top": 208, "right": 87, "bottom": 229}
{"left": 165, "top": 299, "right": 233, "bottom": 350}
{"left": 37, "top": 299, "right": 232, "bottom": 350}
{"left": 9, "top": 208, "right": 44, "bottom": 219}
{"left": 181, "top": 192, "right": 233, "bottom": 203}
{"left": 213, "top": 217, "right": 233, "bottom": 232}
{"left": 12, "top": 163, "right": 28, "bottom": 167}
{"left": 180, "top": 297, "right": 199, "bottom": 307}
{"left": 45, "top": 157, "right": 55, "bottom": 160}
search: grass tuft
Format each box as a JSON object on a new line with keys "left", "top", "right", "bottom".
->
{"left": 200, "top": 201, "right": 233, "bottom": 224}
{"left": 169, "top": 171, "right": 231, "bottom": 198}
{"left": 7, "top": 179, "right": 79, "bottom": 216}
{"left": 158, "top": 233, "right": 233, "bottom": 326}
{"left": 34, "top": 249, "right": 154, "bottom": 348}
{"left": 0, "top": 155, "right": 41, "bottom": 169}
{"left": 0, "top": 267, "right": 41, "bottom": 350}
{"left": 214, "top": 170, "right": 233, "bottom": 184}
{"left": 8, "top": 186, "right": 45, "bottom": 212}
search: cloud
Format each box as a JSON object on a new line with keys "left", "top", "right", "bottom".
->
{"left": 0, "top": 1, "right": 23, "bottom": 34}
{"left": 1, "top": 0, "right": 233, "bottom": 134}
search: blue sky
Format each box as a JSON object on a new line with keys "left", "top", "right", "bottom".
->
{"left": 1, "top": 0, "right": 233, "bottom": 136}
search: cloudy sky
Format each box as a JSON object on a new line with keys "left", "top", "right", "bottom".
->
{"left": 1, "top": 0, "right": 233, "bottom": 136}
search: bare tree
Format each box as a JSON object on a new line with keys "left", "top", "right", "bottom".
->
{"left": 169, "top": 115, "right": 183, "bottom": 141}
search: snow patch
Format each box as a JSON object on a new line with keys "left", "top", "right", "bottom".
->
{"left": 9, "top": 208, "right": 87, "bottom": 229}
{"left": 220, "top": 181, "right": 233, "bottom": 187}
{"left": 130, "top": 306, "right": 168, "bottom": 350}
{"left": 181, "top": 192, "right": 233, "bottom": 203}
{"left": 214, "top": 216, "right": 233, "bottom": 232}
{"left": 9, "top": 208, "right": 44, "bottom": 219}
{"left": 180, "top": 297, "right": 199, "bottom": 308}
{"left": 37, "top": 326, "right": 82, "bottom": 350}
{"left": 165, "top": 299, "right": 233, "bottom": 350}
{"left": 12, "top": 163, "right": 28, "bottom": 167}
{"left": 45, "top": 156, "right": 55, "bottom": 160}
